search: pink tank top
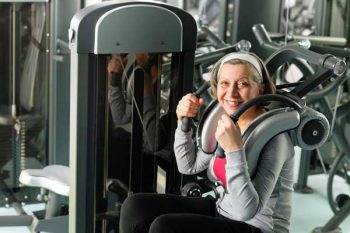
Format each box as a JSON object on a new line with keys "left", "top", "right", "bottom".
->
{"left": 213, "top": 156, "right": 227, "bottom": 187}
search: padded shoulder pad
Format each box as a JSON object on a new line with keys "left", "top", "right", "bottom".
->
{"left": 244, "top": 108, "right": 300, "bottom": 176}
{"left": 196, "top": 101, "right": 301, "bottom": 177}
{"left": 196, "top": 100, "right": 223, "bottom": 154}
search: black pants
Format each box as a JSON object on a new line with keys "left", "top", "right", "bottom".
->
{"left": 119, "top": 193, "right": 262, "bottom": 233}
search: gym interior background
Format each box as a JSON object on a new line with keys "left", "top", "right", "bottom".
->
{"left": 0, "top": 0, "right": 350, "bottom": 232}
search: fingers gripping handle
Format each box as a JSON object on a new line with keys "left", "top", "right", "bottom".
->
{"left": 181, "top": 82, "right": 210, "bottom": 132}
{"left": 215, "top": 116, "right": 239, "bottom": 158}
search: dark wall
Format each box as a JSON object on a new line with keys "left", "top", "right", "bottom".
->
{"left": 230, "top": 0, "right": 284, "bottom": 59}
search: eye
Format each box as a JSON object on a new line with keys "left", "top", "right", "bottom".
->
{"left": 219, "top": 80, "right": 230, "bottom": 87}
{"left": 237, "top": 80, "right": 249, "bottom": 89}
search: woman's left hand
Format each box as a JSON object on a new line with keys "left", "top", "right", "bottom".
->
{"left": 215, "top": 114, "right": 243, "bottom": 152}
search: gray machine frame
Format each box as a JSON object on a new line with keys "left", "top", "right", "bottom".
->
{"left": 68, "top": 1, "right": 197, "bottom": 232}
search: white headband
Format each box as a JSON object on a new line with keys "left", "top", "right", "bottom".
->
{"left": 217, "top": 53, "right": 263, "bottom": 82}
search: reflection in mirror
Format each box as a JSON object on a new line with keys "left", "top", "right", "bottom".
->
{"left": 106, "top": 52, "right": 171, "bottom": 193}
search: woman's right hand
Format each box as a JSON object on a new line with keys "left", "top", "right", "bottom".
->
{"left": 107, "top": 54, "right": 125, "bottom": 75}
{"left": 215, "top": 114, "right": 243, "bottom": 152}
{"left": 176, "top": 93, "right": 204, "bottom": 124}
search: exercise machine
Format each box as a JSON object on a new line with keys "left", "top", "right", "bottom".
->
{"left": 67, "top": 1, "right": 197, "bottom": 232}
{"left": 182, "top": 43, "right": 345, "bottom": 198}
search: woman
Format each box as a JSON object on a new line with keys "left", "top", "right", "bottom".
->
{"left": 108, "top": 53, "right": 166, "bottom": 153}
{"left": 107, "top": 53, "right": 166, "bottom": 192}
{"left": 119, "top": 52, "right": 295, "bottom": 233}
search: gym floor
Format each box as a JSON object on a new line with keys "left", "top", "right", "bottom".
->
{"left": 1, "top": 149, "right": 350, "bottom": 233}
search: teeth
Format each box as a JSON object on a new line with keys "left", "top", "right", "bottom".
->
{"left": 227, "top": 100, "right": 237, "bottom": 103}
{"left": 226, "top": 100, "right": 240, "bottom": 103}
{"left": 225, "top": 100, "right": 240, "bottom": 106}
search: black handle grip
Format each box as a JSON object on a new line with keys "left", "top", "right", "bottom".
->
{"left": 181, "top": 82, "right": 210, "bottom": 132}
{"left": 215, "top": 145, "right": 225, "bottom": 158}
{"left": 181, "top": 117, "right": 192, "bottom": 132}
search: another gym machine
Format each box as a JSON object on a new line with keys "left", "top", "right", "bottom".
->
{"left": 253, "top": 23, "right": 350, "bottom": 233}
{"left": 1, "top": 1, "right": 197, "bottom": 232}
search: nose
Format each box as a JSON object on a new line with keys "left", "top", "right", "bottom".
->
{"left": 227, "top": 83, "right": 238, "bottom": 97}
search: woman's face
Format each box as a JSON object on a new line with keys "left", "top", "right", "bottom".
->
{"left": 217, "top": 63, "right": 263, "bottom": 116}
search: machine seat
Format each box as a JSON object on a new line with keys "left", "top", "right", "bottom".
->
{"left": 19, "top": 165, "right": 69, "bottom": 196}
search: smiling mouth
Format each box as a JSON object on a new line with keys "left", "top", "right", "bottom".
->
{"left": 224, "top": 99, "right": 242, "bottom": 107}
